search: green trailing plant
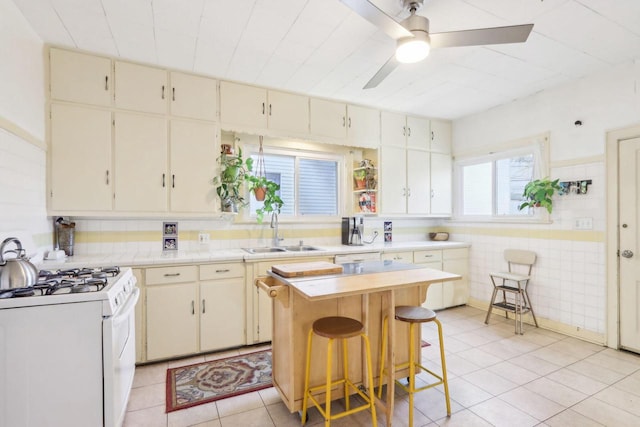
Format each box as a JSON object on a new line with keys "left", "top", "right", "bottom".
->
{"left": 518, "top": 178, "right": 562, "bottom": 214}
{"left": 246, "top": 174, "right": 283, "bottom": 224}
{"left": 212, "top": 148, "right": 253, "bottom": 212}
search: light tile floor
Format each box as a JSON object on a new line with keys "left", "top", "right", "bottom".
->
{"left": 124, "top": 306, "right": 640, "bottom": 427}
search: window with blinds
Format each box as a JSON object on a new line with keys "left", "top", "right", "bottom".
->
{"left": 248, "top": 150, "right": 340, "bottom": 219}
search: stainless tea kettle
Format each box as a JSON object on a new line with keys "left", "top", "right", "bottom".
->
{"left": 0, "top": 237, "right": 39, "bottom": 289}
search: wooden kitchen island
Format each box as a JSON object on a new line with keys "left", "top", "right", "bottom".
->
{"left": 256, "top": 260, "right": 461, "bottom": 426}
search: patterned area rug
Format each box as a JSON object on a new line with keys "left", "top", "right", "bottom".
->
{"left": 166, "top": 349, "right": 272, "bottom": 412}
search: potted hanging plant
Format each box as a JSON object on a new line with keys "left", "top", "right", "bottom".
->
{"left": 518, "top": 177, "right": 562, "bottom": 214}
{"left": 212, "top": 147, "right": 253, "bottom": 213}
{"left": 246, "top": 174, "right": 283, "bottom": 223}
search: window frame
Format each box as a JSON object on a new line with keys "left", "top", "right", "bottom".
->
{"left": 453, "top": 134, "right": 550, "bottom": 223}
{"left": 241, "top": 143, "right": 345, "bottom": 222}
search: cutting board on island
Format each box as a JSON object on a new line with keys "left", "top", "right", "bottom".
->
{"left": 271, "top": 261, "right": 343, "bottom": 278}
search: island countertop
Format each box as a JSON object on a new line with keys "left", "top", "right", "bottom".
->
{"left": 267, "top": 260, "right": 461, "bottom": 300}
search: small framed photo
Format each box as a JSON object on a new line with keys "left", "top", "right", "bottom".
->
{"left": 384, "top": 221, "right": 392, "bottom": 232}
{"left": 163, "top": 222, "right": 178, "bottom": 236}
{"left": 163, "top": 237, "right": 178, "bottom": 251}
{"left": 384, "top": 232, "right": 393, "bottom": 243}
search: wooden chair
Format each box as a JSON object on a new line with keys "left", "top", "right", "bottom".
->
{"left": 484, "top": 249, "right": 539, "bottom": 334}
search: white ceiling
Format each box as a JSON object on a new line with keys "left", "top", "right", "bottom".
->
{"left": 12, "top": 0, "right": 640, "bottom": 119}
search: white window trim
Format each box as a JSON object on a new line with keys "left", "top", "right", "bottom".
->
{"left": 239, "top": 143, "right": 345, "bottom": 223}
{"left": 452, "top": 133, "right": 551, "bottom": 223}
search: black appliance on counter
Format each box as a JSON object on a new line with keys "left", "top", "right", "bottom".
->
{"left": 342, "top": 216, "right": 364, "bottom": 246}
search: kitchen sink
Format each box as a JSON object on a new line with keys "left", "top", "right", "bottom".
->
{"left": 243, "top": 247, "right": 287, "bottom": 254}
{"left": 242, "top": 245, "right": 321, "bottom": 254}
{"left": 282, "top": 245, "right": 321, "bottom": 252}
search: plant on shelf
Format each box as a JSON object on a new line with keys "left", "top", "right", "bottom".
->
{"left": 212, "top": 147, "right": 253, "bottom": 213}
{"left": 246, "top": 174, "right": 283, "bottom": 224}
{"left": 353, "top": 169, "right": 367, "bottom": 189}
{"left": 518, "top": 177, "right": 562, "bottom": 214}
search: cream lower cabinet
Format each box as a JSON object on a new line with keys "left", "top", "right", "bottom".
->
{"left": 415, "top": 248, "right": 469, "bottom": 310}
{"left": 199, "top": 264, "right": 246, "bottom": 352}
{"left": 248, "top": 256, "right": 333, "bottom": 344}
{"left": 145, "top": 263, "right": 245, "bottom": 361}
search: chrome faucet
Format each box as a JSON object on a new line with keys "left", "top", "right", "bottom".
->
{"left": 270, "top": 212, "right": 284, "bottom": 247}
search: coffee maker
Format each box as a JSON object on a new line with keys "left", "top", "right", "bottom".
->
{"left": 342, "top": 216, "right": 364, "bottom": 246}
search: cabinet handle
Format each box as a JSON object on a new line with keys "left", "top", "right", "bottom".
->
{"left": 407, "top": 127, "right": 411, "bottom": 137}
{"left": 348, "top": 117, "right": 351, "bottom": 128}
{"left": 431, "top": 189, "right": 435, "bottom": 198}
{"left": 431, "top": 130, "right": 434, "bottom": 140}
{"left": 162, "top": 173, "right": 166, "bottom": 188}
{"left": 423, "top": 254, "right": 433, "bottom": 258}
{"left": 215, "top": 269, "right": 230, "bottom": 273}
{"left": 163, "top": 272, "right": 181, "bottom": 277}
{"left": 202, "top": 299, "right": 206, "bottom": 314}
{"left": 407, "top": 187, "right": 411, "bottom": 197}
{"left": 161, "top": 85, "right": 165, "bottom": 99}
{"left": 191, "top": 300, "right": 195, "bottom": 315}
{"left": 342, "top": 116, "right": 346, "bottom": 127}
{"left": 402, "top": 126, "right": 406, "bottom": 136}
{"left": 172, "top": 87, "right": 175, "bottom": 101}
{"left": 105, "top": 170, "right": 109, "bottom": 185}
{"left": 262, "top": 102, "right": 265, "bottom": 115}
{"left": 269, "top": 104, "right": 272, "bottom": 116}
{"left": 172, "top": 174, "right": 175, "bottom": 188}
{"left": 104, "top": 76, "right": 109, "bottom": 91}
{"left": 402, "top": 187, "right": 406, "bottom": 197}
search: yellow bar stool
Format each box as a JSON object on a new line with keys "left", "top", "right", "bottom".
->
{"left": 378, "top": 306, "right": 451, "bottom": 427}
{"left": 301, "top": 316, "right": 377, "bottom": 427}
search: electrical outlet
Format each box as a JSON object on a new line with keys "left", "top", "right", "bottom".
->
{"left": 198, "top": 233, "right": 210, "bottom": 243}
{"left": 574, "top": 217, "right": 593, "bottom": 230}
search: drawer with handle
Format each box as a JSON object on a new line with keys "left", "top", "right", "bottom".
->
{"left": 414, "top": 250, "right": 443, "bottom": 263}
{"left": 381, "top": 251, "right": 413, "bottom": 263}
{"left": 146, "top": 265, "right": 198, "bottom": 285}
{"left": 200, "top": 263, "right": 244, "bottom": 280}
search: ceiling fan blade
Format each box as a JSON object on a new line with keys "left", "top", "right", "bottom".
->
{"left": 340, "top": 0, "right": 413, "bottom": 40}
{"left": 363, "top": 55, "right": 399, "bottom": 89}
{"left": 429, "top": 23, "right": 534, "bottom": 49}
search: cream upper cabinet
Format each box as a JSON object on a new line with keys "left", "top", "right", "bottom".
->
{"left": 310, "top": 98, "right": 347, "bottom": 140}
{"left": 346, "top": 105, "right": 380, "bottom": 148}
{"left": 114, "top": 113, "right": 168, "bottom": 212}
{"left": 381, "top": 112, "right": 429, "bottom": 149}
{"left": 430, "top": 119, "right": 452, "bottom": 153}
{"left": 406, "top": 116, "right": 430, "bottom": 149}
{"left": 169, "top": 72, "right": 217, "bottom": 121}
{"left": 430, "top": 152, "right": 452, "bottom": 215}
{"left": 50, "top": 48, "right": 112, "bottom": 106}
{"left": 169, "top": 120, "right": 217, "bottom": 213}
{"left": 49, "top": 104, "right": 112, "bottom": 212}
{"left": 267, "top": 89, "right": 309, "bottom": 134}
{"left": 407, "top": 149, "right": 431, "bottom": 214}
{"left": 114, "top": 61, "right": 168, "bottom": 114}
{"left": 220, "top": 81, "right": 268, "bottom": 129}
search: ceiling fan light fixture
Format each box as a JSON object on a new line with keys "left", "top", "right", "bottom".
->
{"left": 395, "top": 32, "right": 430, "bottom": 63}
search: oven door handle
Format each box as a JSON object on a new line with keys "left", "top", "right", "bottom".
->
{"left": 111, "top": 287, "right": 140, "bottom": 326}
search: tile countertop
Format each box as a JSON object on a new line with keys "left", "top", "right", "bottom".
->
{"left": 37, "top": 241, "right": 470, "bottom": 270}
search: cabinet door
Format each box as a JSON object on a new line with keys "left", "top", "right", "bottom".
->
{"left": 407, "top": 149, "right": 430, "bottom": 214}
{"left": 50, "top": 104, "right": 112, "bottom": 211}
{"left": 442, "top": 257, "right": 469, "bottom": 307}
{"left": 406, "top": 116, "right": 430, "bottom": 150}
{"left": 169, "top": 72, "right": 217, "bottom": 121}
{"left": 380, "top": 111, "right": 406, "bottom": 147}
{"left": 220, "top": 81, "right": 267, "bottom": 129}
{"left": 146, "top": 283, "right": 198, "bottom": 360}
{"left": 114, "top": 113, "right": 167, "bottom": 212}
{"left": 50, "top": 49, "right": 112, "bottom": 106}
{"left": 309, "top": 98, "right": 346, "bottom": 140}
{"left": 267, "top": 90, "right": 309, "bottom": 134}
{"left": 114, "top": 61, "right": 167, "bottom": 114}
{"left": 170, "top": 120, "right": 217, "bottom": 213}
{"left": 200, "top": 279, "right": 245, "bottom": 352}
{"left": 380, "top": 145, "right": 407, "bottom": 214}
{"left": 347, "top": 105, "right": 380, "bottom": 148}
{"left": 430, "top": 152, "right": 452, "bottom": 215}
{"left": 430, "top": 119, "right": 452, "bottom": 153}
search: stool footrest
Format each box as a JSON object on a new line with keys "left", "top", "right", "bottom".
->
{"left": 306, "top": 379, "right": 375, "bottom": 421}
{"left": 491, "top": 301, "right": 531, "bottom": 313}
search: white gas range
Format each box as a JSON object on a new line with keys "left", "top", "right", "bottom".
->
{"left": 0, "top": 265, "right": 139, "bottom": 427}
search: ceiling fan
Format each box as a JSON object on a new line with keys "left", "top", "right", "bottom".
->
{"left": 340, "top": 0, "right": 534, "bottom": 88}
